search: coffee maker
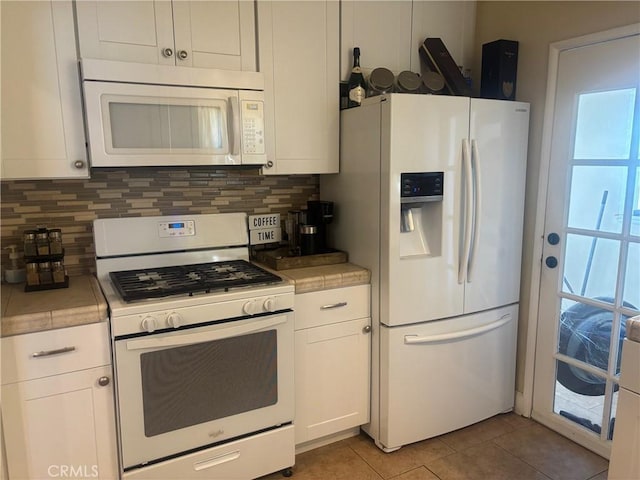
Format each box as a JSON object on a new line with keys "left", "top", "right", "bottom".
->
{"left": 306, "top": 200, "right": 334, "bottom": 254}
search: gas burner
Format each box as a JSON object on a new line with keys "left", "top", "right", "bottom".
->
{"left": 109, "top": 260, "right": 282, "bottom": 302}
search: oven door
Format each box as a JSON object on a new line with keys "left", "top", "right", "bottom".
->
{"left": 113, "top": 312, "right": 294, "bottom": 470}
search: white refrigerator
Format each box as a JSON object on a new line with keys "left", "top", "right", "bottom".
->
{"left": 321, "top": 94, "right": 529, "bottom": 452}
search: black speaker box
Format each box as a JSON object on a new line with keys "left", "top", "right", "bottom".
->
{"left": 481, "top": 39, "right": 519, "bottom": 100}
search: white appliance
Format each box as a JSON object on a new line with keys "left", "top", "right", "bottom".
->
{"left": 94, "top": 213, "right": 295, "bottom": 479}
{"left": 82, "top": 59, "right": 267, "bottom": 168}
{"left": 321, "top": 93, "right": 529, "bottom": 452}
{"left": 609, "top": 318, "right": 640, "bottom": 479}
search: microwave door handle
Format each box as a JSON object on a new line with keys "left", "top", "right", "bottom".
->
{"left": 228, "top": 96, "right": 241, "bottom": 156}
{"left": 125, "top": 315, "right": 287, "bottom": 351}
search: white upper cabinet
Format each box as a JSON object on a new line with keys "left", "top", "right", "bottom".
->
{"left": 258, "top": 1, "right": 339, "bottom": 175}
{"left": 340, "top": 1, "right": 476, "bottom": 79}
{"left": 341, "top": 1, "right": 413, "bottom": 78}
{"left": 1, "top": 0, "right": 89, "bottom": 179}
{"left": 75, "top": 0, "right": 257, "bottom": 71}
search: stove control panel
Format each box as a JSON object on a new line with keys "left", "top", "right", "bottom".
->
{"left": 158, "top": 220, "right": 195, "bottom": 238}
{"left": 111, "top": 289, "right": 295, "bottom": 337}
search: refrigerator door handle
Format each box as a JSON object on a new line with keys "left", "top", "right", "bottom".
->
{"left": 459, "top": 138, "right": 473, "bottom": 284}
{"left": 403, "top": 313, "right": 512, "bottom": 344}
{"left": 467, "top": 139, "right": 482, "bottom": 282}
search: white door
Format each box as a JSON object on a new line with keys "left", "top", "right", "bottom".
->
{"left": 380, "top": 303, "right": 518, "bottom": 451}
{"left": 385, "top": 95, "right": 469, "bottom": 325}
{"left": 464, "top": 99, "right": 529, "bottom": 314}
{"left": 172, "top": 1, "right": 256, "bottom": 71}
{"left": 2, "top": 366, "right": 118, "bottom": 480}
{"left": 533, "top": 29, "right": 640, "bottom": 456}
{"left": 75, "top": 1, "right": 176, "bottom": 65}
{"left": 1, "top": 0, "right": 89, "bottom": 179}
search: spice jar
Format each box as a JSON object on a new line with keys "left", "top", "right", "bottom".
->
{"left": 39, "top": 262, "right": 53, "bottom": 284}
{"left": 24, "top": 230, "right": 38, "bottom": 257}
{"left": 52, "top": 261, "right": 66, "bottom": 283}
{"left": 48, "top": 229, "right": 63, "bottom": 255}
{"left": 36, "top": 230, "right": 50, "bottom": 256}
{"left": 26, "top": 262, "right": 40, "bottom": 286}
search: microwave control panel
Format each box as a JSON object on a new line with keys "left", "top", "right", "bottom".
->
{"left": 241, "top": 100, "right": 265, "bottom": 155}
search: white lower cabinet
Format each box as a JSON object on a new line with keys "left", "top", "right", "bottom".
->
{"left": 294, "top": 285, "right": 371, "bottom": 446}
{"left": 1, "top": 323, "right": 118, "bottom": 480}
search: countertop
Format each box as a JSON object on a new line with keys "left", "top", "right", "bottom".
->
{"left": 267, "top": 262, "right": 370, "bottom": 294}
{"left": 627, "top": 316, "right": 640, "bottom": 343}
{"left": 0, "top": 263, "right": 370, "bottom": 337}
{"left": 1, "top": 275, "right": 108, "bottom": 337}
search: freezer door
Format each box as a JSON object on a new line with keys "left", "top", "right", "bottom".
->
{"left": 378, "top": 304, "right": 518, "bottom": 451}
{"left": 464, "top": 99, "right": 529, "bottom": 314}
{"left": 384, "top": 94, "right": 469, "bottom": 326}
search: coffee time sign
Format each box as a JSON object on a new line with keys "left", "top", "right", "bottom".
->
{"left": 248, "top": 214, "right": 281, "bottom": 245}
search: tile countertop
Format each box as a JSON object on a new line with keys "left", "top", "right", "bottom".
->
{"left": 1, "top": 276, "right": 108, "bottom": 337}
{"left": 627, "top": 316, "right": 640, "bottom": 343}
{"left": 267, "top": 262, "right": 371, "bottom": 294}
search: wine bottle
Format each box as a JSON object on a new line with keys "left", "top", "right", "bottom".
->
{"left": 347, "top": 47, "right": 366, "bottom": 107}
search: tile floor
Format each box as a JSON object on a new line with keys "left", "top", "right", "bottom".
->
{"left": 259, "top": 413, "right": 609, "bottom": 480}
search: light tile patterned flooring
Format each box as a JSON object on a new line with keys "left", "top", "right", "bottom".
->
{"left": 259, "top": 413, "right": 609, "bottom": 480}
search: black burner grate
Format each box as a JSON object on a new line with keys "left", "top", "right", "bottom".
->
{"left": 109, "top": 260, "right": 283, "bottom": 302}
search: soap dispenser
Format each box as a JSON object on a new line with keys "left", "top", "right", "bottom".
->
{"left": 4, "top": 245, "right": 26, "bottom": 284}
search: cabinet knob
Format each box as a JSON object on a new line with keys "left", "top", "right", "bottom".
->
{"left": 363, "top": 325, "right": 372, "bottom": 334}
{"left": 73, "top": 160, "right": 85, "bottom": 169}
{"left": 265, "top": 161, "right": 274, "bottom": 169}
{"left": 98, "top": 376, "right": 110, "bottom": 387}
{"left": 177, "top": 50, "right": 189, "bottom": 60}
{"left": 162, "top": 47, "right": 174, "bottom": 58}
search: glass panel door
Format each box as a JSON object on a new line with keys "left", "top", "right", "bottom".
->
{"left": 534, "top": 32, "right": 640, "bottom": 453}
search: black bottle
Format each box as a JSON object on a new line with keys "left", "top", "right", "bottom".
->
{"left": 347, "top": 47, "right": 366, "bottom": 107}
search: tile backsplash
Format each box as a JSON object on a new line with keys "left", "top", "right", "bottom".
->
{"left": 1, "top": 167, "right": 319, "bottom": 277}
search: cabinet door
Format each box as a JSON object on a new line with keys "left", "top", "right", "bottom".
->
{"left": 172, "top": 1, "right": 256, "bottom": 71}
{"left": 1, "top": 0, "right": 88, "bottom": 179}
{"left": 2, "top": 366, "right": 118, "bottom": 480}
{"left": 340, "top": 1, "right": 412, "bottom": 79}
{"left": 258, "top": 1, "right": 339, "bottom": 175}
{"left": 294, "top": 317, "right": 371, "bottom": 445}
{"left": 75, "top": 0, "right": 175, "bottom": 65}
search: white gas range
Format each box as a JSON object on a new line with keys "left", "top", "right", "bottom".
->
{"left": 94, "top": 213, "right": 295, "bottom": 480}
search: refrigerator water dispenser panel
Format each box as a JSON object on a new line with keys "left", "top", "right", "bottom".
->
{"left": 399, "top": 172, "right": 444, "bottom": 258}
{"left": 401, "top": 172, "right": 444, "bottom": 203}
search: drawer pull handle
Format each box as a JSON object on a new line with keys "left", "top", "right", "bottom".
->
{"left": 31, "top": 346, "right": 76, "bottom": 358}
{"left": 320, "top": 302, "right": 347, "bottom": 310}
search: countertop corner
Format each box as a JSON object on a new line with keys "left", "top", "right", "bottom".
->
{"left": 1, "top": 275, "right": 108, "bottom": 337}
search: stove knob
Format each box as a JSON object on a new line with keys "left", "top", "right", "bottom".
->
{"left": 263, "top": 297, "right": 277, "bottom": 312}
{"left": 243, "top": 300, "right": 256, "bottom": 315}
{"left": 141, "top": 316, "right": 157, "bottom": 333}
{"left": 166, "top": 312, "right": 184, "bottom": 329}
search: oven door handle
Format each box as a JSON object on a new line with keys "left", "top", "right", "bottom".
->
{"left": 125, "top": 315, "right": 287, "bottom": 351}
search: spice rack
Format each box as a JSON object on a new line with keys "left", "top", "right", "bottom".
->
{"left": 23, "top": 227, "right": 69, "bottom": 292}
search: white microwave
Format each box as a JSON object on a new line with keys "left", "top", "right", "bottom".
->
{"left": 81, "top": 59, "right": 267, "bottom": 167}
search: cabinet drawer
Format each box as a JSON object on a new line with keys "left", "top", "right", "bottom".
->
{"left": 294, "top": 285, "right": 370, "bottom": 330}
{"left": 1, "top": 322, "right": 111, "bottom": 384}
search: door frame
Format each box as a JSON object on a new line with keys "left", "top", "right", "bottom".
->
{"left": 521, "top": 23, "right": 640, "bottom": 456}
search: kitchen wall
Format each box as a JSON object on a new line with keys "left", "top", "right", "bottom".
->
{"left": 473, "top": 1, "right": 640, "bottom": 397}
{"left": 0, "top": 169, "right": 318, "bottom": 277}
